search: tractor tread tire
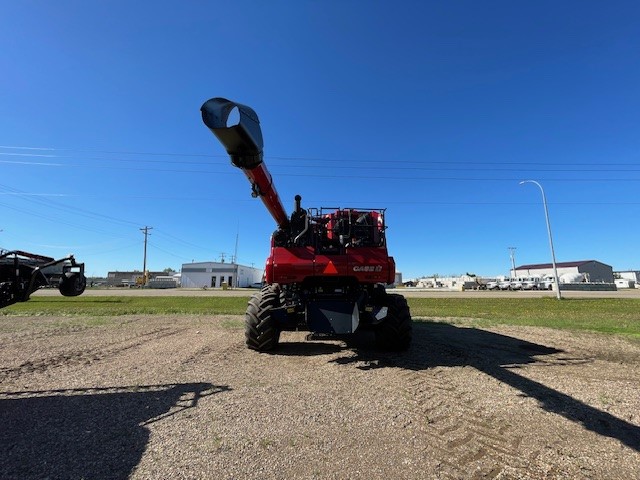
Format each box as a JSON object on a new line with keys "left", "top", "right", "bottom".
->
{"left": 245, "top": 284, "right": 281, "bottom": 351}
{"left": 375, "top": 293, "right": 412, "bottom": 351}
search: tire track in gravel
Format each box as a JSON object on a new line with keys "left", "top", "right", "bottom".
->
{"left": 180, "top": 340, "right": 246, "bottom": 368}
{"left": 0, "top": 326, "right": 188, "bottom": 381}
{"left": 0, "top": 317, "right": 141, "bottom": 346}
{"left": 397, "top": 368, "right": 542, "bottom": 479}
{"left": 385, "top": 326, "right": 562, "bottom": 480}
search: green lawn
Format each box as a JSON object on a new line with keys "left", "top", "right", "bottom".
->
{"left": 407, "top": 297, "right": 640, "bottom": 337}
{"left": 2, "top": 295, "right": 639, "bottom": 338}
{"left": 0, "top": 296, "right": 245, "bottom": 316}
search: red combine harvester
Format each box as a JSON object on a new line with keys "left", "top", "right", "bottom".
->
{"left": 201, "top": 98, "right": 411, "bottom": 351}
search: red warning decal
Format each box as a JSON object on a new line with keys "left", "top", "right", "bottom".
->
{"left": 323, "top": 261, "right": 338, "bottom": 275}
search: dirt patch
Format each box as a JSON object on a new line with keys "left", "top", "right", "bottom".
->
{"left": 1, "top": 315, "right": 639, "bottom": 479}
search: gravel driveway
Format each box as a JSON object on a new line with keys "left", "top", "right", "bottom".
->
{"left": 1, "top": 313, "right": 639, "bottom": 479}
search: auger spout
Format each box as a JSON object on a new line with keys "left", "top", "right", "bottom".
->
{"left": 201, "top": 97, "right": 289, "bottom": 228}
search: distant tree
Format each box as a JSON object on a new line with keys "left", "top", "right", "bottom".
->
{"left": 163, "top": 267, "right": 176, "bottom": 273}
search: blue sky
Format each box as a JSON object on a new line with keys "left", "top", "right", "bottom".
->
{"left": 1, "top": 1, "right": 639, "bottom": 279}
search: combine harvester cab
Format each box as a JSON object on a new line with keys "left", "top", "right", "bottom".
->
{"left": 201, "top": 97, "right": 411, "bottom": 351}
{"left": 0, "top": 250, "right": 87, "bottom": 309}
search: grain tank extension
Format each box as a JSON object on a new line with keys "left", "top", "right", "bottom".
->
{"left": 201, "top": 97, "right": 411, "bottom": 351}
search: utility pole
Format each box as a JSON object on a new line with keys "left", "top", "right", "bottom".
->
{"left": 140, "top": 226, "right": 153, "bottom": 285}
{"left": 508, "top": 247, "right": 517, "bottom": 277}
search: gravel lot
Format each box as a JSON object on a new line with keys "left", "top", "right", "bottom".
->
{"left": 1, "top": 294, "right": 639, "bottom": 479}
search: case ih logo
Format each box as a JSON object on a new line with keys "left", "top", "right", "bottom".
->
{"left": 353, "top": 265, "right": 383, "bottom": 272}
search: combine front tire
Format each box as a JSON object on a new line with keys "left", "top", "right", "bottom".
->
{"left": 375, "top": 293, "right": 412, "bottom": 351}
{"left": 245, "top": 284, "right": 281, "bottom": 351}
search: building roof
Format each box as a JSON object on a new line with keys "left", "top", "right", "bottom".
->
{"left": 181, "top": 261, "right": 261, "bottom": 269}
{"left": 515, "top": 260, "right": 607, "bottom": 270}
{"left": 108, "top": 270, "right": 166, "bottom": 277}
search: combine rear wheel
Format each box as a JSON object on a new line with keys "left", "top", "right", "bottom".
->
{"left": 375, "top": 293, "right": 412, "bottom": 351}
{"left": 245, "top": 283, "right": 281, "bottom": 351}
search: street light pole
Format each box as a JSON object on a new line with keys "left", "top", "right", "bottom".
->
{"left": 519, "top": 180, "right": 562, "bottom": 299}
{"left": 508, "top": 247, "right": 517, "bottom": 277}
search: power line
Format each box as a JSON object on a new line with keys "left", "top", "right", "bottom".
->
{"left": 0, "top": 184, "right": 245, "bottom": 255}
{"left": 147, "top": 241, "right": 194, "bottom": 261}
{"left": 1, "top": 189, "right": 639, "bottom": 208}
{"left": 0, "top": 184, "right": 139, "bottom": 226}
{"left": 1, "top": 144, "right": 639, "bottom": 167}
{"left": 152, "top": 228, "right": 215, "bottom": 253}
{"left": 2, "top": 159, "right": 639, "bottom": 182}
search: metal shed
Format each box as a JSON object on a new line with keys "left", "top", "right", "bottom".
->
{"left": 514, "top": 260, "right": 614, "bottom": 284}
{"left": 180, "top": 261, "right": 263, "bottom": 288}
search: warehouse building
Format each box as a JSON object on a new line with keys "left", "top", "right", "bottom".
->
{"left": 514, "top": 260, "right": 614, "bottom": 284}
{"left": 180, "top": 261, "right": 263, "bottom": 288}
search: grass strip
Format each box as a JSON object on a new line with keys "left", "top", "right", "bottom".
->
{"left": 0, "top": 296, "right": 247, "bottom": 316}
{"left": 408, "top": 297, "right": 640, "bottom": 337}
{"left": 2, "top": 295, "right": 639, "bottom": 337}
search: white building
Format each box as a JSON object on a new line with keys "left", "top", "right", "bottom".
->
{"left": 514, "top": 260, "right": 614, "bottom": 284}
{"left": 180, "top": 261, "right": 263, "bottom": 288}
